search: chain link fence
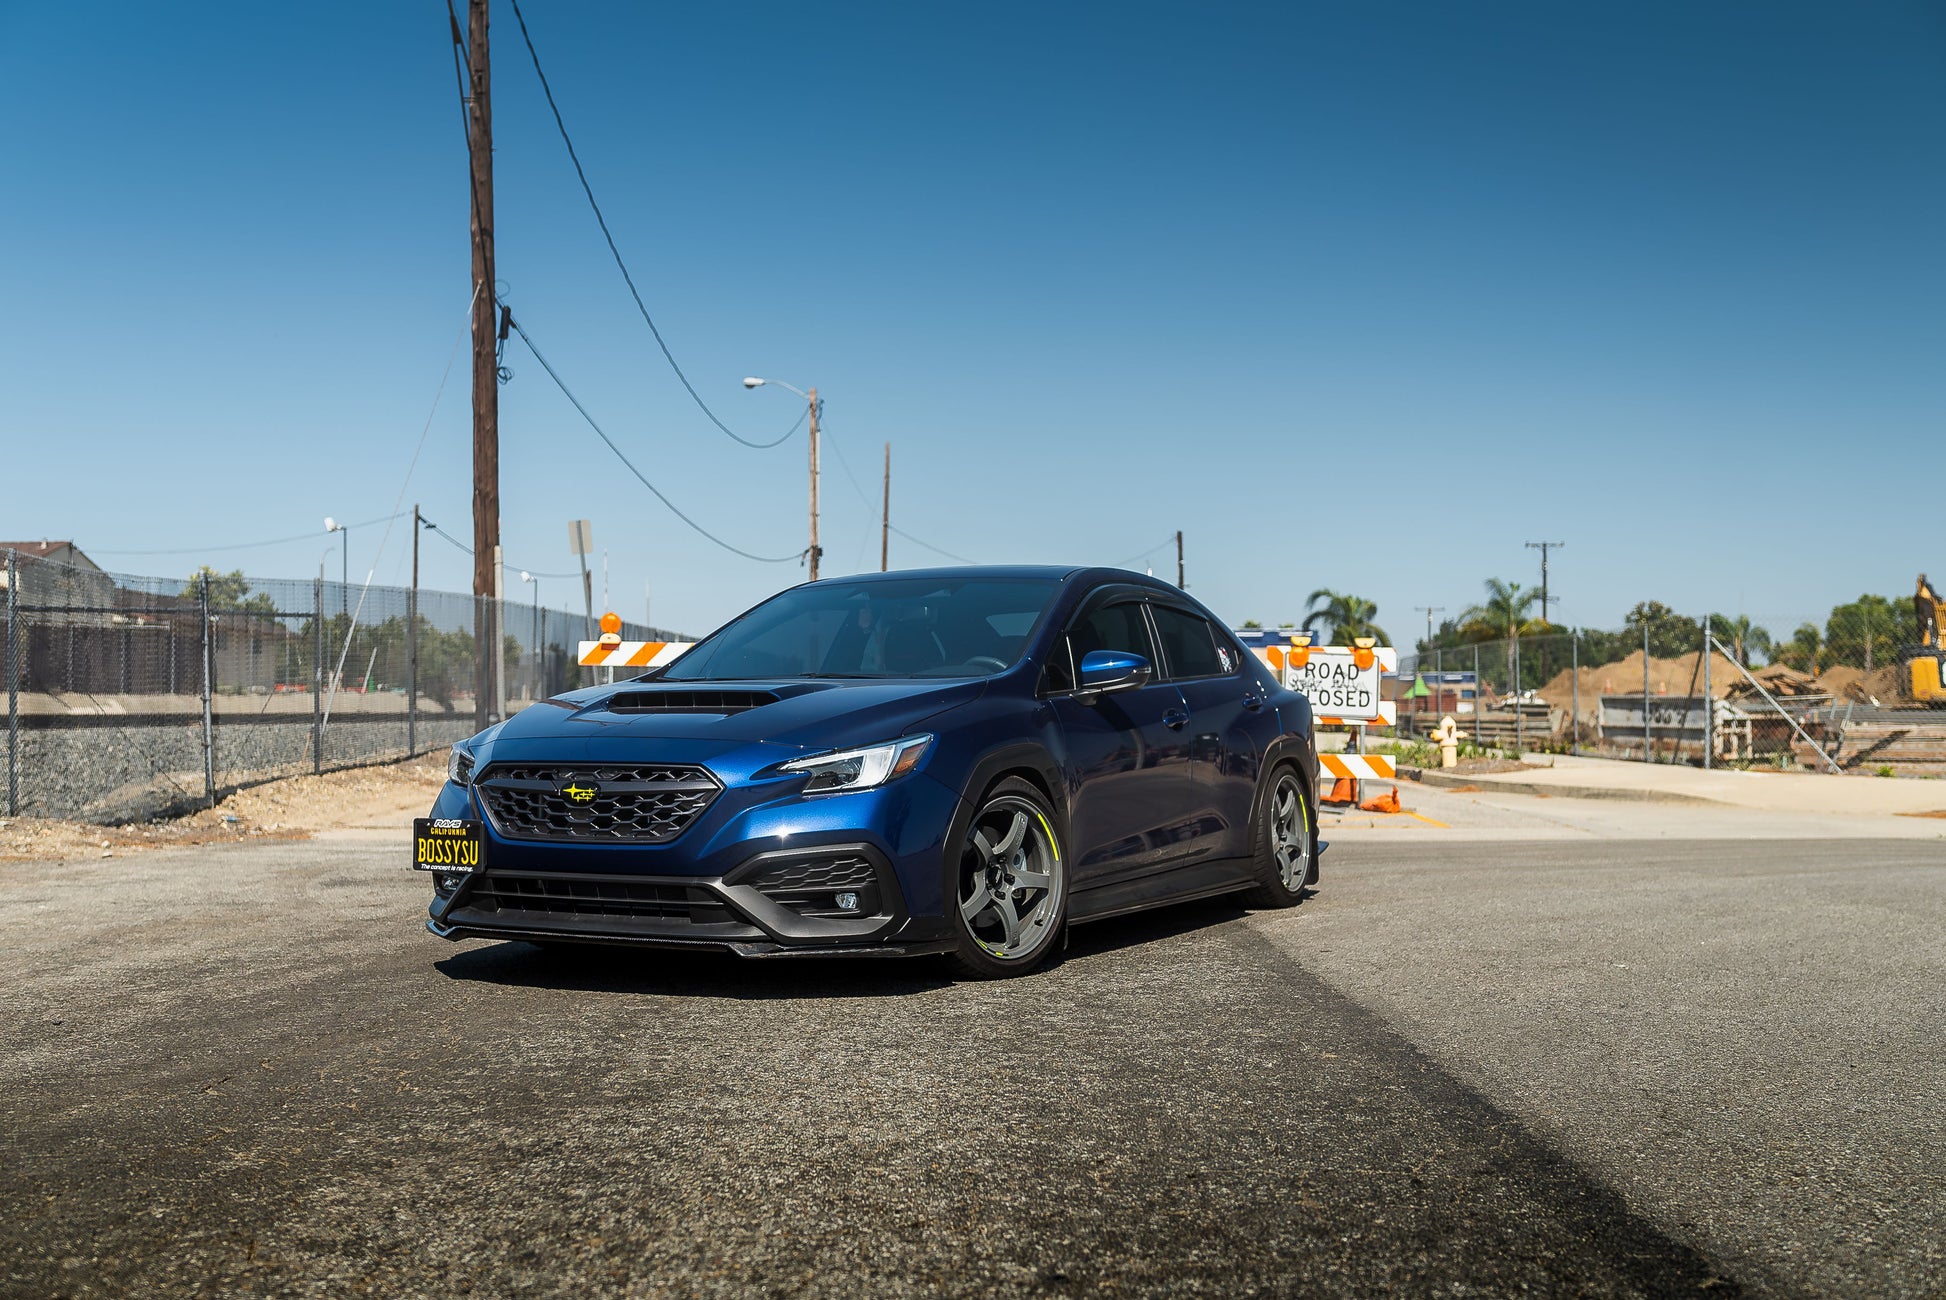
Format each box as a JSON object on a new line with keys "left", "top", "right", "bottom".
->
{"left": 2, "top": 550, "right": 687, "bottom": 822}
{"left": 1388, "top": 607, "right": 1943, "bottom": 773}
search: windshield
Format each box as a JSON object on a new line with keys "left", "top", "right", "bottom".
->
{"left": 663, "top": 576, "right": 1062, "bottom": 681}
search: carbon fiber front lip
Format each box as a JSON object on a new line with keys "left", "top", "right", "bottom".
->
{"left": 425, "top": 917, "right": 953, "bottom": 959}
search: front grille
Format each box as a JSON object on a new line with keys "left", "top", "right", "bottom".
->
{"left": 476, "top": 764, "right": 720, "bottom": 843}
{"left": 466, "top": 874, "right": 733, "bottom": 923}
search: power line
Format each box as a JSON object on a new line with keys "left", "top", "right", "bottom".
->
{"left": 1108, "top": 535, "right": 1176, "bottom": 570}
{"left": 418, "top": 517, "right": 592, "bottom": 580}
{"left": 506, "top": 316, "right": 806, "bottom": 565}
{"left": 818, "top": 418, "right": 879, "bottom": 519}
{"left": 819, "top": 411, "right": 980, "bottom": 568}
{"left": 887, "top": 525, "right": 976, "bottom": 565}
{"left": 93, "top": 511, "right": 411, "bottom": 557}
{"left": 505, "top": 0, "right": 799, "bottom": 451}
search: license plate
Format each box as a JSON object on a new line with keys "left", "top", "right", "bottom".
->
{"left": 413, "top": 818, "right": 484, "bottom": 872}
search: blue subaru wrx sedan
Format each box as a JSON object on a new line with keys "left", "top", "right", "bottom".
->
{"left": 419, "top": 566, "right": 1320, "bottom": 977}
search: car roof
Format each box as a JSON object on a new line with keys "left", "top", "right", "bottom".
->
{"left": 812, "top": 565, "right": 1189, "bottom": 597}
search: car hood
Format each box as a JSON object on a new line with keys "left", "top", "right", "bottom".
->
{"left": 485, "top": 677, "right": 987, "bottom": 757}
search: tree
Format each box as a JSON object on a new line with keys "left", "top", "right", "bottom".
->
{"left": 1774, "top": 622, "right": 1824, "bottom": 673}
{"left": 1459, "top": 578, "right": 1545, "bottom": 642}
{"left": 1708, "top": 614, "right": 1772, "bottom": 665}
{"left": 1456, "top": 578, "right": 1549, "bottom": 691}
{"left": 1823, "top": 595, "right": 1915, "bottom": 672}
{"left": 1301, "top": 589, "right": 1389, "bottom": 646}
{"left": 185, "top": 566, "right": 277, "bottom": 616}
{"left": 1240, "top": 619, "right": 1263, "bottom": 630}
{"left": 1623, "top": 601, "right": 1701, "bottom": 659}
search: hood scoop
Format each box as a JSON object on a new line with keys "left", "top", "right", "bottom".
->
{"left": 605, "top": 689, "right": 780, "bottom": 716}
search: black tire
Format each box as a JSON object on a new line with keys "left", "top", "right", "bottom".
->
{"left": 1240, "top": 764, "right": 1314, "bottom": 909}
{"left": 943, "top": 777, "right": 1069, "bottom": 979}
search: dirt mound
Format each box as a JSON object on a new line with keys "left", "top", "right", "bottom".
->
{"left": 1819, "top": 664, "right": 1911, "bottom": 705}
{"left": 1535, "top": 648, "right": 1741, "bottom": 721}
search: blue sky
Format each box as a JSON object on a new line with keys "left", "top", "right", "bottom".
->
{"left": 2, "top": 1, "right": 1941, "bottom": 641}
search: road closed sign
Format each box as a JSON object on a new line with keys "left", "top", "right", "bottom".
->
{"left": 1276, "top": 645, "right": 1398, "bottom": 722}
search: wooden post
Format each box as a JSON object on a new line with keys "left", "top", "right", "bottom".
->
{"left": 1175, "top": 531, "right": 1184, "bottom": 587}
{"left": 807, "top": 387, "right": 821, "bottom": 580}
{"left": 467, "top": 0, "right": 500, "bottom": 733}
{"left": 881, "top": 441, "right": 890, "bottom": 572}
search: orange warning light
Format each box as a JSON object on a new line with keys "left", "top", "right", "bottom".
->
{"left": 599, "top": 611, "right": 622, "bottom": 635}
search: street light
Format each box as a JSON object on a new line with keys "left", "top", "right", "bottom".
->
{"left": 743, "top": 377, "right": 822, "bottom": 580}
{"left": 324, "top": 517, "right": 348, "bottom": 617}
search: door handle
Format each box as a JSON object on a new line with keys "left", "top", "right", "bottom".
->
{"left": 1163, "top": 708, "right": 1188, "bottom": 730}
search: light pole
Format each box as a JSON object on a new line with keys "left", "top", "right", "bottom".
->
{"left": 743, "top": 377, "right": 821, "bottom": 580}
{"left": 521, "top": 571, "right": 539, "bottom": 700}
{"left": 324, "top": 517, "right": 348, "bottom": 618}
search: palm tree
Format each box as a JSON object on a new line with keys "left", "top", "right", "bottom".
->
{"left": 1301, "top": 589, "right": 1389, "bottom": 646}
{"left": 1774, "top": 622, "right": 1823, "bottom": 673}
{"left": 1709, "top": 614, "right": 1773, "bottom": 665}
{"left": 1459, "top": 578, "right": 1544, "bottom": 641}
{"left": 1459, "top": 578, "right": 1545, "bottom": 693}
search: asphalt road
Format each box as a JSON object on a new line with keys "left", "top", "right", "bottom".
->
{"left": 2, "top": 819, "right": 1940, "bottom": 1298}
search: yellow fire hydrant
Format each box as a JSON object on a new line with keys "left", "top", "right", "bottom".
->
{"left": 1437, "top": 715, "right": 1460, "bottom": 769}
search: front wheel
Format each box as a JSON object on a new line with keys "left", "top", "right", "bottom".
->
{"left": 1240, "top": 765, "right": 1313, "bottom": 909}
{"left": 944, "top": 778, "right": 1068, "bottom": 979}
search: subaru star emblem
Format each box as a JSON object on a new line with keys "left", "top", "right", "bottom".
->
{"left": 559, "top": 780, "right": 599, "bottom": 804}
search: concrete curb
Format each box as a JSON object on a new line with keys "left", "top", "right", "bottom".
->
{"left": 1401, "top": 767, "right": 1723, "bottom": 807}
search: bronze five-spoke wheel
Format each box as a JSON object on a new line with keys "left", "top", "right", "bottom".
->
{"left": 946, "top": 778, "right": 1067, "bottom": 978}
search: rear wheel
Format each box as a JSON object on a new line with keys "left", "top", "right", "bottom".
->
{"left": 1241, "top": 765, "right": 1313, "bottom": 908}
{"left": 944, "top": 778, "right": 1068, "bottom": 979}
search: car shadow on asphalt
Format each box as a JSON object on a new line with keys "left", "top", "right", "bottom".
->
{"left": 431, "top": 892, "right": 1291, "bottom": 998}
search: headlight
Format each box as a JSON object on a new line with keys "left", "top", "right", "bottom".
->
{"left": 448, "top": 746, "right": 475, "bottom": 786}
{"left": 779, "top": 734, "right": 933, "bottom": 794}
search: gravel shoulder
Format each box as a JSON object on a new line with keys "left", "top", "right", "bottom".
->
{"left": 0, "top": 754, "right": 446, "bottom": 862}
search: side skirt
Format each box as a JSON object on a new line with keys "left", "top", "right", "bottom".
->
{"left": 1068, "top": 857, "right": 1256, "bottom": 926}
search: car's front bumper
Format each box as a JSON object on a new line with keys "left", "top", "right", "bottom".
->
{"left": 425, "top": 838, "right": 953, "bottom": 955}
{"left": 421, "top": 755, "right": 967, "bottom": 956}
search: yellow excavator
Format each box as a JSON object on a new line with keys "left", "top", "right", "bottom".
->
{"left": 1913, "top": 575, "right": 1946, "bottom": 706}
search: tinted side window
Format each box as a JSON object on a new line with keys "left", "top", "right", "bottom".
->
{"left": 1043, "top": 601, "right": 1156, "bottom": 693}
{"left": 1150, "top": 605, "right": 1227, "bottom": 679}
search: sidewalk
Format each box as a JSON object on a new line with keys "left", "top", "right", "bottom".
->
{"left": 1406, "top": 753, "right": 1946, "bottom": 817}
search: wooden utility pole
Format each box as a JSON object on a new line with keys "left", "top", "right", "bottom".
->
{"left": 1524, "top": 540, "right": 1565, "bottom": 623}
{"left": 466, "top": 0, "right": 500, "bottom": 731}
{"left": 1175, "top": 531, "right": 1184, "bottom": 587}
{"left": 880, "top": 442, "right": 890, "bottom": 572}
{"left": 807, "top": 387, "right": 822, "bottom": 581}
{"left": 408, "top": 504, "right": 420, "bottom": 757}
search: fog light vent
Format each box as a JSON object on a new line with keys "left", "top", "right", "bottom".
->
{"left": 743, "top": 855, "right": 880, "bottom": 918}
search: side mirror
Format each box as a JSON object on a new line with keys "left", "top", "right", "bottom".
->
{"left": 1076, "top": 649, "right": 1153, "bottom": 698}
